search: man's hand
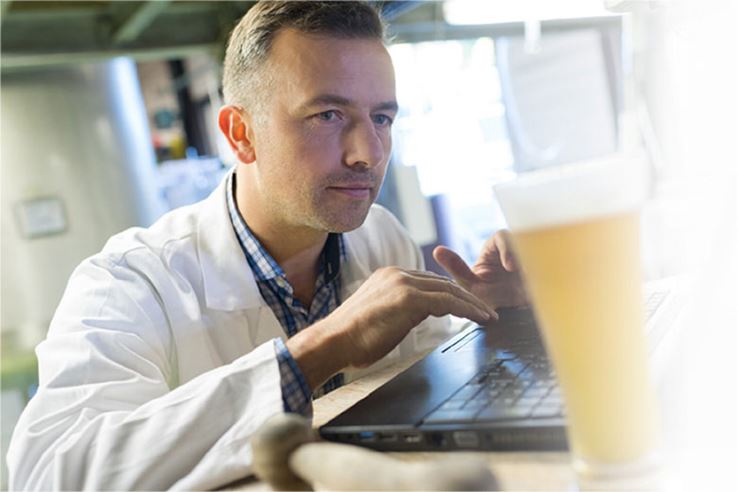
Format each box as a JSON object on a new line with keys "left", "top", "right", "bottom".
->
{"left": 432, "top": 230, "right": 528, "bottom": 312}
{"left": 286, "top": 266, "right": 497, "bottom": 389}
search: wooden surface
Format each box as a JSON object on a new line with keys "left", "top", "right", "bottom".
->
{"left": 229, "top": 354, "right": 576, "bottom": 491}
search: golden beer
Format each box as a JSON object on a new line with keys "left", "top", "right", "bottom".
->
{"left": 514, "top": 212, "right": 658, "bottom": 466}
{"left": 494, "top": 154, "right": 660, "bottom": 483}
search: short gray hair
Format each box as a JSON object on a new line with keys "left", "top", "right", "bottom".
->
{"left": 222, "top": 1, "right": 387, "bottom": 117}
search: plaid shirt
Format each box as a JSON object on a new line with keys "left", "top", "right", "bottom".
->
{"left": 226, "top": 173, "right": 346, "bottom": 415}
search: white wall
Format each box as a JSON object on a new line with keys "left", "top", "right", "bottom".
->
{"left": 0, "top": 58, "right": 166, "bottom": 349}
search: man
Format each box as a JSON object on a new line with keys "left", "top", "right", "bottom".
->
{"left": 7, "top": 2, "right": 526, "bottom": 490}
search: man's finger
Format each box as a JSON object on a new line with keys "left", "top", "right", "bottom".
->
{"left": 493, "top": 231, "right": 517, "bottom": 272}
{"left": 403, "top": 272, "right": 494, "bottom": 317}
{"left": 402, "top": 269, "right": 457, "bottom": 281}
{"left": 432, "top": 246, "right": 478, "bottom": 288}
{"left": 422, "top": 291, "right": 499, "bottom": 324}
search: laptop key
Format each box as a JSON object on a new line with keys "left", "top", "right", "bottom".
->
{"left": 499, "top": 387, "right": 525, "bottom": 400}
{"left": 529, "top": 380, "right": 550, "bottom": 390}
{"left": 463, "top": 398, "right": 490, "bottom": 410}
{"left": 493, "top": 349, "right": 518, "bottom": 361}
{"left": 501, "top": 360, "right": 529, "bottom": 377}
{"left": 488, "top": 381, "right": 510, "bottom": 391}
{"left": 450, "top": 384, "right": 483, "bottom": 401}
{"left": 522, "top": 387, "right": 549, "bottom": 398}
{"left": 486, "top": 389, "right": 504, "bottom": 400}
{"left": 475, "top": 404, "right": 532, "bottom": 421}
{"left": 517, "top": 368, "right": 533, "bottom": 380}
{"left": 514, "top": 379, "right": 533, "bottom": 390}
{"left": 517, "top": 395, "right": 544, "bottom": 407}
{"left": 531, "top": 404, "right": 562, "bottom": 418}
{"left": 540, "top": 394, "right": 562, "bottom": 406}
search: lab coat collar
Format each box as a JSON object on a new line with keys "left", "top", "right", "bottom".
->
{"left": 341, "top": 226, "right": 372, "bottom": 293}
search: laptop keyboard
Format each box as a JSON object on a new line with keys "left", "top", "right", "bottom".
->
{"left": 423, "top": 286, "right": 672, "bottom": 426}
{"left": 423, "top": 351, "right": 563, "bottom": 425}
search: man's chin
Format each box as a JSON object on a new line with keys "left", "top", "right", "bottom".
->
{"left": 316, "top": 204, "right": 373, "bottom": 233}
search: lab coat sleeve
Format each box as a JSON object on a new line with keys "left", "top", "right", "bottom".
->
{"left": 7, "top": 256, "right": 284, "bottom": 491}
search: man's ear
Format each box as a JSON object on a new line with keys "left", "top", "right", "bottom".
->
{"left": 218, "top": 105, "right": 257, "bottom": 164}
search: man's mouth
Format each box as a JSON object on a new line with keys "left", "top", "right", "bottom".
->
{"left": 327, "top": 185, "right": 373, "bottom": 199}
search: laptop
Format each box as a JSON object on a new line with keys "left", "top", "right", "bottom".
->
{"left": 319, "top": 279, "right": 683, "bottom": 452}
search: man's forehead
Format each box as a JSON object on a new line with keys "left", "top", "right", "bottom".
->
{"left": 269, "top": 29, "right": 391, "bottom": 70}
{"left": 268, "top": 29, "right": 396, "bottom": 109}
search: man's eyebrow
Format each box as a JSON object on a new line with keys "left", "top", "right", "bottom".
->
{"left": 373, "top": 100, "right": 399, "bottom": 113}
{"left": 299, "top": 94, "right": 398, "bottom": 113}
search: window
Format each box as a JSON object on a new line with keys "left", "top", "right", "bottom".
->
{"left": 389, "top": 38, "right": 514, "bottom": 262}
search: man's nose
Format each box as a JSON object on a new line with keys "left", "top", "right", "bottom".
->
{"left": 343, "top": 119, "right": 386, "bottom": 170}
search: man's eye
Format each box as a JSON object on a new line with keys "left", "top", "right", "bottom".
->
{"left": 315, "top": 110, "right": 339, "bottom": 122}
{"left": 372, "top": 114, "right": 393, "bottom": 127}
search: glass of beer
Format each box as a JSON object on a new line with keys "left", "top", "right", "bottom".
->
{"left": 494, "top": 153, "right": 661, "bottom": 488}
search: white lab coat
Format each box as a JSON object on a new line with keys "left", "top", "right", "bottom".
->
{"left": 7, "top": 176, "right": 454, "bottom": 491}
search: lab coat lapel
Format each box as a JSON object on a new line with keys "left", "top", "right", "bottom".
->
{"left": 252, "top": 307, "right": 287, "bottom": 347}
{"left": 194, "top": 174, "right": 285, "bottom": 348}
{"left": 195, "top": 174, "right": 264, "bottom": 311}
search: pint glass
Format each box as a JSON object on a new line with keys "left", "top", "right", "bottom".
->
{"left": 494, "top": 154, "right": 660, "bottom": 487}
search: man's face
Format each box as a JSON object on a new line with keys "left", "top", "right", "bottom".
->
{"left": 250, "top": 29, "right": 397, "bottom": 233}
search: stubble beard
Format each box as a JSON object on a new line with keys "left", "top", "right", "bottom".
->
{"left": 304, "top": 187, "right": 377, "bottom": 233}
{"left": 271, "top": 179, "right": 381, "bottom": 233}
{"left": 264, "top": 168, "right": 385, "bottom": 234}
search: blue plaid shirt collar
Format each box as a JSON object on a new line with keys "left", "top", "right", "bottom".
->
{"left": 225, "top": 171, "right": 346, "bottom": 293}
{"left": 226, "top": 171, "right": 347, "bottom": 400}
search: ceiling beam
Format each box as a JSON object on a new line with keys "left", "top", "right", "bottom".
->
{"left": 0, "top": 43, "right": 216, "bottom": 72}
{"left": 112, "top": 0, "right": 171, "bottom": 46}
{"left": 1, "top": 0, "right": 13, "bottom": 19}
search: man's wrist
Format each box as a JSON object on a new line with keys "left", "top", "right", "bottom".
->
{"left": 285, "top": 315, "right": 350, "bottom": 391}
{"left": 274, "top": 338, "right": 312, "bottom": 414}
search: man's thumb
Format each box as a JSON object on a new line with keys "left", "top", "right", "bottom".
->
{"left": 432, "top": 246, "right": 477, "bottom": 287}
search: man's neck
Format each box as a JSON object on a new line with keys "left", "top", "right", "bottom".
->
{"left": 234, "top": 171, "right": 327, "bottom": 305}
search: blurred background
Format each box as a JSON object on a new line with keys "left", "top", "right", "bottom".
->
{"left": 1, "top": 0, "right": 735, "bottom": 489}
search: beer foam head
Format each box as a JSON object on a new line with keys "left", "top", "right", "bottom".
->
{"left": 493, "top": 152, "right": 649, "bottom": 232}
